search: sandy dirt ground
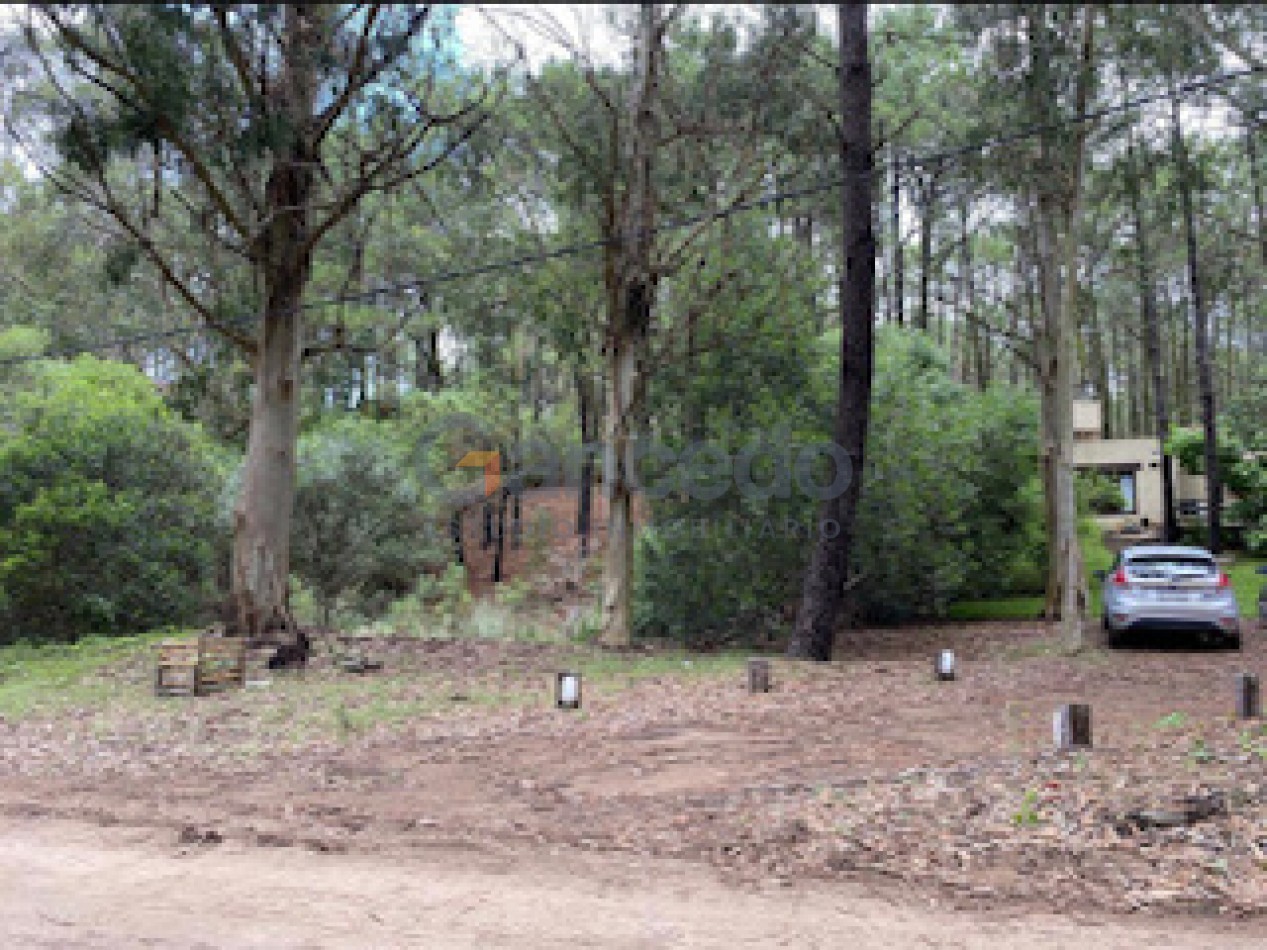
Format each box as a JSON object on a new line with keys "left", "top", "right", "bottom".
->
{"left": 4, "top": 620, "right": 1267, "bottom": 946}
{"left": 3, "top": 817, "right": 1266, "bottom": 950}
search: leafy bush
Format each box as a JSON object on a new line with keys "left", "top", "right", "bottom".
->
{"left": 851, "top": 330, "right": 1044, "bottom": 621}
{"left": 634, "top": 325, "right": 1048, "bottom": 643}
{"left": 1168, "top": 427, "right": 1267, "bottom": 555}
{"left": 288, "top": 415, "right": 448, "bottom": 622}
{"left": 633, "top": 237, "right": 828, "bottom": 646}
{"left": 0, "top": 357, "right": 225, "bottom": 643}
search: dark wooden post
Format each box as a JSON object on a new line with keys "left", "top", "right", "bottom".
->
{"left": 512, "top": 488, "right": 523, "bottom": 550}
{"left": 492, "top": 488, "right": 508, "bottom": 583}
{"left": 482, "top": 500, "right": 494, "bottom": 550}
{"left": 1258, "top": 567, "right": 1267, "bottom": 621}
{"left": 1054, "top": 703, "right": 1092, "bottom": 749}
{"left": 748, "top": 658, "right": 771, "bottom": 693}
{"left": 1236, "top": 674, "right": 1260, "bottom": 719}
{"left": 450, "top": 510, "right": 464, "bottom": 566}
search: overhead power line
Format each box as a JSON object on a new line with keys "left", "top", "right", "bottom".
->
{"left": 1, "top": 64, "right": 1260, "bottom": 369}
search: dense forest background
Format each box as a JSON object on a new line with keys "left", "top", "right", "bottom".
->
{"left": 0, "top": 4, "right": 1262, "bottom": 649}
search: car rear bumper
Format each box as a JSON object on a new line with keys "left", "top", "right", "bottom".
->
{"left": 1105, "top": 594, "right": 1240, "bottom": 635}
{"left": 1114, "top": 617, "right": 1239, "bottom": 635}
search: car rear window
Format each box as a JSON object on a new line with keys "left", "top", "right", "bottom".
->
{"left": 1126, "top": 556, "right": 1216, "bottom": 577}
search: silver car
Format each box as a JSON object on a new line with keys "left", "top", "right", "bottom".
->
{"left": 1097, "top": 545, "right": 1241, "bottom": 649}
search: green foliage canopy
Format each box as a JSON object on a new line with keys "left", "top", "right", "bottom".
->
{"left": 0, "top": 356, "right": 225, "bottom": 643}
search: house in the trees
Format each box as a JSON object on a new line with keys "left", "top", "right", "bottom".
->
{"left": 1071, "top": 398, "right": 1210, "bottom": 539}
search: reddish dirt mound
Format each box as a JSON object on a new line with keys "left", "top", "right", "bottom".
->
{"left": 457, "top": 487, "right": 645, "bottom": 598}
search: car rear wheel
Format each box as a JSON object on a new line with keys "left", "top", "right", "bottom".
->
{"left": 1103, "top": 616, "right": 1123, "bottom": 649}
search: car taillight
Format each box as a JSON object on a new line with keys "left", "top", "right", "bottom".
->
{"left": 1112, "top": 568, "right": 1127, "bottom": 585}
{"left": 1217, "top": 572, "right": 1230, "bottom": 588}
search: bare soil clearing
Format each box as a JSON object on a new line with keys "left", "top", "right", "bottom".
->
{"left": 2, "top": 620, "right": 1267, "bottom": 946}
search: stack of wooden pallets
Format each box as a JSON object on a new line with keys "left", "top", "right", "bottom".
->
{"left": 155, "top": 632, "right": 247, "bottom": 697}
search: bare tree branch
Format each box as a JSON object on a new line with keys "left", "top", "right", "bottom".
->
{"left": 300, "top": 90, "right": 494, "bottom": 262}
{"left": 37, "top": 9, "right": 257, "bottom": 246}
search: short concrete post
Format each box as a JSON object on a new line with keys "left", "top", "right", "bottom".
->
{"left": 1236, "top": 674, "right": 1260, "bottom": 719}
{"left": 934, "top": 649, "right": 956, "bottom": 681}
{"left": 1054, "top": 703, "right": 1092, "bottom": 749}
{"left": 556, "top": 671, "right": 581, "bottom": 709}
{"left": 748, "top": 658, "right": 771, "bottom": 693}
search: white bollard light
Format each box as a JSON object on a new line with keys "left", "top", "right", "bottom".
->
{"left": 556, "top": 671, "right": 581, "bottom": 709}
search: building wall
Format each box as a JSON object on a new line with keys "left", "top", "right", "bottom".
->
{"left": 1058, "top": 400, "right": 1233, "bottom": 534}
{"left": 1072, "top": 437, "right": 1164, "bottom": 530}
{"left": 1072, "top": 399, "right": 1103, "bottom": 437}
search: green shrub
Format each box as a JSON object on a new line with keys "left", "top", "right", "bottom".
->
{"left": 634, "top": 326, "right": 1049, "bottom": 643}
{"left": 1168, "top": 427, "right": 1267, "bottom": 555}
{"left": 0, "top": 357, "right": 224, "bottom": 643}
{"left": 851, "top": 331, "right": 1044, "bottom": 621}
{"left": 288, "top": 415, "right": 448, "bottom": 622}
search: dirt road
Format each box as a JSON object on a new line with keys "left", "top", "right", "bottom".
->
{"left": 2, "top": 818, "right": 1263, "bottom": 950}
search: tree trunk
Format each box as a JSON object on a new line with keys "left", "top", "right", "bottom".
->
{"left": 1171, "top": 94, "right": 1221, "bottom": 553}
{"left": 787, "top": 3, "right": 875, "bottom": 662}
{"left": 1084, "top": 285, "right": 1109, "bottom": 432}
{"left": 232, "top": 289, "right": 305, "bottom": 639}
{"left": 1009, "top": 241, "right": 1023, "bottom": 387}
{"left": 958, "top": 194, "right": 984, "bottom": 389}
{"left": 1126, "top": 301, "right": 1143, "bottom": 435}
{"left": 229, "top": 5, "right": 316, "bottom": 641}
{"left": 600, "top": 2, "right": 660, "bottom": 647}
{"left": 891, "top": 142, "right": 904, "bottom": 327}
{"left": 601, "top": 341, "right": 639, "bottom": 644}
{"left": 1128, "top": 137, "right": 1175, "bottom": 540}
{"left": 492, "top": 483, "right": 508, "bottom": 583}
{"left": 576, "top": 369, "right": 595, "bottom": 559}
{"left": 1248, "top": 121, "right": 1266, "bottom": 268}
{"left": 1054, "top": 6, "right": 1094, "bottom": 651}
{"left": 917, "top": 169, "right": 936, "bottom": 333}
{"left": 1031, "top": 5, "right": 1093, "bottom": 646}
{"left": 1035, "top": 196, "right": 1063, "bottom": 622}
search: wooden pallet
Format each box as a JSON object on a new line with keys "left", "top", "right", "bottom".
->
{"left": 155, "top": 634, "right": 246, "bottom": 697}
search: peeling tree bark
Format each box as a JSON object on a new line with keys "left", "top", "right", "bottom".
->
{"left": 1054, "top": 6, "right": 1095, "bottom": 651}
{"left": 600, "top": 2, "right": 660, "bottom": 647}
{"left": 1032, "top": 4, "right": 1093, "bottom": 647}
{"left": 230, "top": 5, "right": 317, "bottom": 640}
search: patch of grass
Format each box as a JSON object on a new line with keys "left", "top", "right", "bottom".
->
{"left": 1012, "top": 788, "right": 1042, "bottom": 827}
{"left": 1227, "top": 557, "right": 1265, "bottom": 618}
{"left": 946, "top": 597, "right": 1045, "bottom": 622}
{"left": 1155, "top": 711, "right": 1188, "bottom": 729}
{"left": 0, "top": 630, "right": 175, "bottom": 720}
{"left": 1188, "top": 736, "right": 1215, "bottom": 765}
{"left": 1081, "top": 523, "right": 1114, "bottom": 617}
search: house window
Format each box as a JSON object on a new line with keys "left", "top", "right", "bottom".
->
{"left": 1117, "top": 471, "right": 1137, "bottom": 515}
{"left": 1080, "top": 464, "right": 1140, "bottom": 516}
